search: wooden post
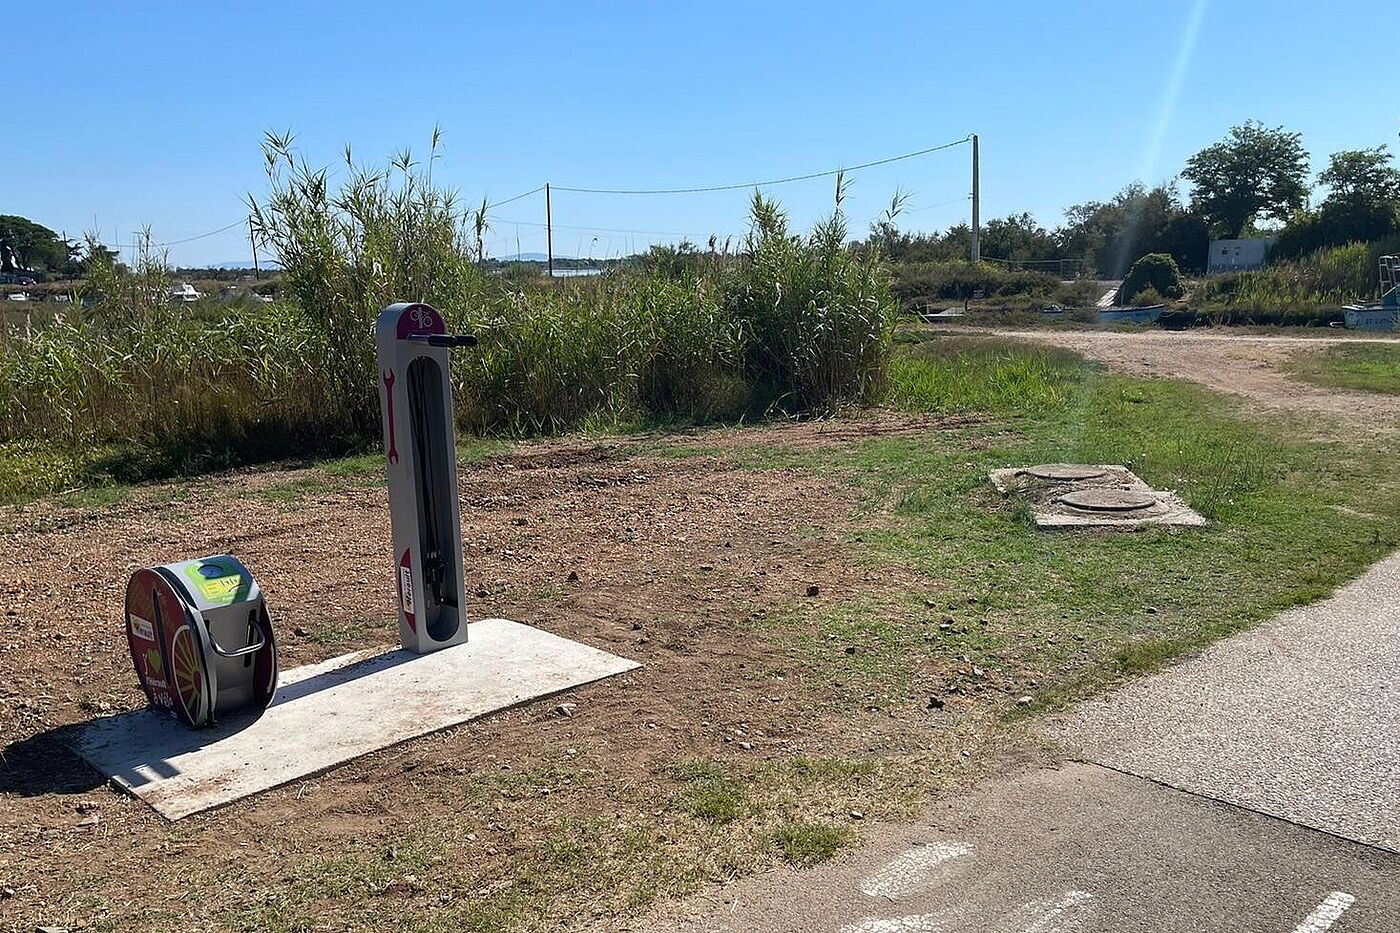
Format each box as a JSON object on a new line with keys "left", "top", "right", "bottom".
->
{"left": 545, "top": 183, "right": 554, "bottom": 279}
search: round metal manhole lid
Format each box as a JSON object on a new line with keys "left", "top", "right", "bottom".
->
{"left": 1024, "top": 464, "right": 1108, "bottom": 482}
{"left": 1058, "top": 489, "right": 1157, "bottom": 512}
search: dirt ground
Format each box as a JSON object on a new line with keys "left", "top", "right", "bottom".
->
{"left": 958, "top": 326, "right": 1400, "bottom": 426}
{"left": 0, "top": 411, "right": 1003, "bottom": 932}
{"left": 4, "top": 327, "right": 1393, "bottom": 930}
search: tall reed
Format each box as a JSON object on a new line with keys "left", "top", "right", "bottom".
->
{"left": 1, "top": 135, "right": 899, "bottom": 499}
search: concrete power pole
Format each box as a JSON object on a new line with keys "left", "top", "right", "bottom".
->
{"left": 545, "top": 182, "right": 554, "bottom": 278}
{"left": 970, "top": 134, "right": 981, "bottom": 264}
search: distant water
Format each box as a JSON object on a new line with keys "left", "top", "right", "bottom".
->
{"left": 549, "top": 268, "right": 604, "bottom": 277}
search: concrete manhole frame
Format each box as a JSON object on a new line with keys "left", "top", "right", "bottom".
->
{"left": 988, "top": 463, "right": 1206, "bottom": 529}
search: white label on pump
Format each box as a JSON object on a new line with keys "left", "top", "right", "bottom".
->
{"left": 129, "top": 613, "right": 155, "bottom": 641}
{"left": 400, "top": 566, "right": 415, "bottom": 614}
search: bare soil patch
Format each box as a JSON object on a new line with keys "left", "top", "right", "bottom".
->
{"left": 0, "top": 411, "right": 991, "bottom": 932}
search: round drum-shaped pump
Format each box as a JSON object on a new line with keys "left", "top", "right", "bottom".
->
{"left": 124, "top": 555, "right": 278, "bottom": 728}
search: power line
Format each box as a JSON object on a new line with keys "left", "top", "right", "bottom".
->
{"left": 154, "top": 218, "right": 250, "bottom": 246}
{"left": 100, "top": 135, "right": 974, "bottom": 252}
{"left": 904, "top": 194, "right": 973, "bottom": 213}
{"left": 552, "top": 136, "right": 972, "bottom": 195}
{"left": 484, "top": 185, "right": 545, "bottom": 210}
{"left": 102, "top": 218, "right": 250, "bottom": 250}
{"left": 491, "top": 216, "right": 729, "bottom": 238}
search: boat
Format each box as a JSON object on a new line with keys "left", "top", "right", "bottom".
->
{"left": 1097, "top": 304, "right": 1164, "bottom": 325}
{"left": 1342, "top": 255, "right": 1399, "bottom": 332}
{"left": 167, "top": 282, "right": 202, "bottom": 303}
{"left": 917, "top": 307, "right": 963, "bottom": 322}
{"left": 1343, "top": 304, "right": 1396, "bottom": 331}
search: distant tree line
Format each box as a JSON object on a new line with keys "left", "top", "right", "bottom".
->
{"left": 9, "top": 121, "right": 1400, "bottom": 287}
{"left": 862, "top": 121, "right": 1400, "bottom": 277}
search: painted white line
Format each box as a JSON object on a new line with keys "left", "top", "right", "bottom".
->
{"left": 1008, "top": 890, "right": 1094, "bottom": 933}
{"left": 1291, "top": 892, "right": 1356, "bottom": 933}
{"left": 839, "top": 915, "right": 950, "bottom": 933}
{"left": 860, "top": 842, "right": 972, "bottom": 900}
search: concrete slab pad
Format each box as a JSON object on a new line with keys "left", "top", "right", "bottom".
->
{"left": 68, "top": 618, "right": 638, "bottom": 820}
{"left": 989, "top": 463, "right": 1205, "bottom": 529}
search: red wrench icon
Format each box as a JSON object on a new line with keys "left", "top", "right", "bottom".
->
{"left": 383, "top": 369, "right": 399, "bottom": 465}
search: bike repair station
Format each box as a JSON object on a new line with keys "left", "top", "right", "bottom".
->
{"left": 69, "top": 302, "right": 639, "bottom": 821}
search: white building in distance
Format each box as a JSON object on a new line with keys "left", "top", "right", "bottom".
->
{"left": 1207, "top": 238, "right": 1273, "bottom": 275}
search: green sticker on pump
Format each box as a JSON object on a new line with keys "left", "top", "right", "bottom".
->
{"left": 182, "top": 559, "right": 246, "bottom": 606}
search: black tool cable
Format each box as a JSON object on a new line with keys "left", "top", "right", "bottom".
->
{"left": 409, "top": 364, "right": 446, "bottom": 609}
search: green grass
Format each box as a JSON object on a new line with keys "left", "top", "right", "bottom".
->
{"left": 744, "top": 333, "right": 1400, "bottom": 715}
{"left": 888, "top": 331, "right": 1094, "bottom": 415}
{"left": 196, "top": 755, "right": 896, "bottom": 933}
{"left": 672, "top": 760, "right": 747, "bottom": 824}
{"left": 1286, "top": 342, "right": 1400, "bottom": 395}
{"left": 773, "top": 822, "right": 854, "bottom": 867}
{"left": 59, "top": 484, "right": 131, "bottom": 510}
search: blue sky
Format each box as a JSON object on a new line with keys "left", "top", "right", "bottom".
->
{"left": 5, "top": 0, "right": 1396, "bottom": 266}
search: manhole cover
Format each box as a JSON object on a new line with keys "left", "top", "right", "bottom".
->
{"left": 1058, "top": 489, "right": 1157, "bottom": 512}
{"left": 1024, "top": 464, "right": 1108, "bottom": 482}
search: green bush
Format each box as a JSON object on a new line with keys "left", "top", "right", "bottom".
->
{"left": 1118, "top": 253, "right": 1183, "bottom": 304}
{"left": 890, "top": 260, "right": 1058, "bottom": 309}
{"left": 251, "top": 131, "right": 487, "bottom": 435}
{"left": 1130, "top": 285, "right": 1166, "bottom": 307}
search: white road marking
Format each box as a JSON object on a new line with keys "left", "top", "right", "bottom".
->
{"left": 860, "top": 842, "right": 972, "bottom": 899}
{"left": 1291, "top": 892, "right": 1356, "bottom": 933}
{"left": 1017, "top": 891, "right": 1094, "bottom": 933}
{"left": 840, "top": 890, "right": 1093, "bottom": 933}
{"left": 985, "top": 890, "right": 1094, "bottom": 933}
{"left": 839, "top": 915, "right": 950, "bottom": 933}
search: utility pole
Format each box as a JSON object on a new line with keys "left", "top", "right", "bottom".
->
{"left": 545, "top": 182, "right": 554, "bottom": 278}
{"left": 970, "top": 134, "right": 981, "bottom": 264}
{"left": 248, "top": 216, "right": 260, "bottom": 279}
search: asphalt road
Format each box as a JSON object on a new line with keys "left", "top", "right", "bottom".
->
{"left": 647, "top": 763, "right": 1399, "bottom": 933}
{"left": 644, "top": 555, "right": 1400, "bottom": 932}
{"left": 1049, "top": 551, "right": 1400, "bottom": 853}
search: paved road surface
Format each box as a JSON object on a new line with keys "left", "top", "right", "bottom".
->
{"left": 647, "top": 763, "right": 1399, "bottom": 933}
{"left": 644, "top": 554, "right": 1400, "bottom": 932}
{"left": 1048, "top": 551, "right": 1400, "bottom": 853}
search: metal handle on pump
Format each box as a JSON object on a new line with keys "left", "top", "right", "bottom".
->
{"left": 205, "top": 625, "right": 268, "bottom": 659}
{"left": 405, "top": 333, "right": 478, "bottom": 348}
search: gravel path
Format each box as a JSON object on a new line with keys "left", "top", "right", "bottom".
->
{"left": 952, "top": 326, "right": 1400, "bottom": 426}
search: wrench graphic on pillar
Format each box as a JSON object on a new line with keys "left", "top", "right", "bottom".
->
{"left": 383, "top": 369, "right": 399, "bottom": 465}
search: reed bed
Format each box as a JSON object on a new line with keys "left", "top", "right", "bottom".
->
{"left": 0, "top": 139, "right": 896, "bottom": 499}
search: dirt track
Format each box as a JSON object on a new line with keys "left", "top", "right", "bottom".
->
{"left": 961, "top": 326, "right": 1400, "bottom": 425}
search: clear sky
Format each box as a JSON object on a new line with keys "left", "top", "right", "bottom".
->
{"left": 5, "top": 0, "right": 1396, "bottom": 266}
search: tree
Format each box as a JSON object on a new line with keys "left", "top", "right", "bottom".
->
{"left": 1058, "top": 184, "right": 1209, "bottom": 276}
{"left": 1181, "top": 121, "right": 1310, "bottom": 238}
{"left": 1318, "top": 146, "right": 1400, "bottom": 204}
{"left": 979, "top": 213, "right": 1058, "bottom": 263}
{"left": 1274, "top": 147, "right": 1400, "bottom": 258}
{"left": 0, "top": 215, "right": 80, "bottom": 275}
